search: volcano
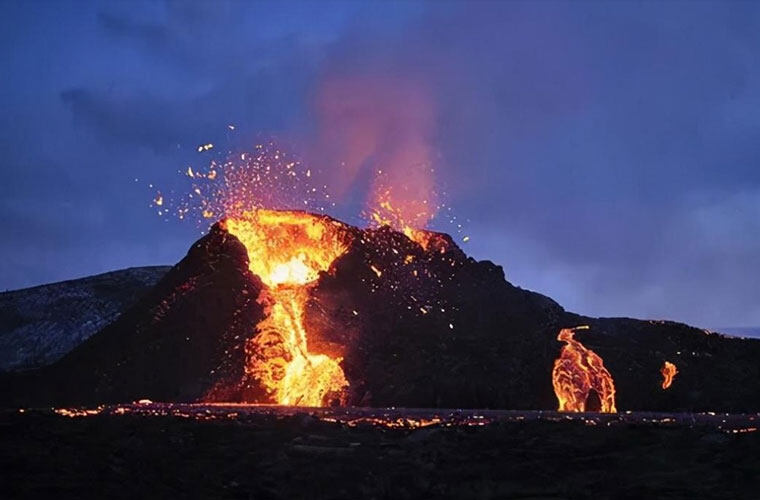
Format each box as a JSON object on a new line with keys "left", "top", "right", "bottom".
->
{"left": 4, "top": 209, "right": 760, "bottom": 412}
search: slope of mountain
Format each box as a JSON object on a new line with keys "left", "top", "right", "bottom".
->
{"left": 0, "top": 266, "right": 170, "bottom": 371}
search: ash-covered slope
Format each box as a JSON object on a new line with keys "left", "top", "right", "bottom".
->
{"left": 4, "top": 212, "right": 760, "bottom": 411}
{"left": 0, "top": 266, "right": 169, "bottom": 371}
{"left": 309, "top": 225, "right": 566, "bottom": 410}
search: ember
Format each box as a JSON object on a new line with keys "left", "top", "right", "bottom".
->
{"left": 552, "top": 326, "right": 617, "bottom": 413}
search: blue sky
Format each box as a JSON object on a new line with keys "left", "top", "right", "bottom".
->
{"left": 1, "top": 0, "right": 759, "bottom": 330}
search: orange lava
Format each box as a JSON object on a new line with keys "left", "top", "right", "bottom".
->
{"left": 222, "top": 209, "right": 351, "bottom": 406}
{"left": 661, "top": 361, "right": 678, "bottom": 390}
{"left": 552, "top": 326, "right": 617, "bottom": 413}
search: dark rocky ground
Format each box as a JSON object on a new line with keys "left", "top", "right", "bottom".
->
{"left": 1, "top": 406, "right": 758, "bottom": 499}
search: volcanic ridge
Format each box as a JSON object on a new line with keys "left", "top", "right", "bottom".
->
{"left": 4, "top": 209, "right": 760, "bottom": 413}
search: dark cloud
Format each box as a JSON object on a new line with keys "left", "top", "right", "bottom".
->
{"left": 1, "top": 0, "right": 759, "bottom": 329}
{"left": 60, "top": 88, "right": 184, "bottom": 152}
{"left": 97, "top": 10, "right": 168, "bottom": 47}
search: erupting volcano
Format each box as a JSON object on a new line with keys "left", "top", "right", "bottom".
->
{"left": 4, "top": 154, "right": 760, "bottom": 413}
{"left": 222, "top": 210, "right": 351, "bottom": 406}
{"left": 4, "top": 203, "right": 760, "bottom": 413}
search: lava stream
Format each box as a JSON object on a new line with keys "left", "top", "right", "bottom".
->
{"left": 222, "top": 210, "right": 350, "bottom": 406}
{"left": 552, "top": 326, "right": 617, "bottom": 413}
{"left": 661, "top": 361, "right": 678, "bottom": 390}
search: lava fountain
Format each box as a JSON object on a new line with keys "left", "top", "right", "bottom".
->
{"left": 222, "top": 209, "right": 352, "bottom": 406}
{"left": 552, "top": 326, "right": 617, "bottom": 413}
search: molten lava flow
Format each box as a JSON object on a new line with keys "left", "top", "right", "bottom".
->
{"left": 661, "top": 361, "right": 678, "bottom": 389}
{"left": 222, "top": 209, "right": 351, "bottom": 406}
{"left": 552, "top": 326, "right": 617, "bottom": 413}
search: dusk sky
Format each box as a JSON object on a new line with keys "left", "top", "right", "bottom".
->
{"left": 2, "top": 1, "right": 759, "bottom": 330}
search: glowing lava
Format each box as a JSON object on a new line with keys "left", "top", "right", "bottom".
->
{"left": 552, "top": 326, "right": 617, "bottom": 413}
{"left": 222, "top": 209, "right": 351, "bottom": 406}
{"left": 661, "top": 361, "right": 678, "bottom": 390}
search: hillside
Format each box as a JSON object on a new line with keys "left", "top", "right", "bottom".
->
{"left": 0, "top": 267, "right": 170, "bottom": 371}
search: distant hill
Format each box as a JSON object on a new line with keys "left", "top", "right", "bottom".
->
{"left": 718, "top": 327, "right": 760, "bottom": 339}
{"left": 0, "top": 266, "right": 170, "bottom": 371}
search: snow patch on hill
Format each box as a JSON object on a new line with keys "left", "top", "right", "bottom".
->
{"left": 0, "top": 267, "right": 169, "bottom": 371}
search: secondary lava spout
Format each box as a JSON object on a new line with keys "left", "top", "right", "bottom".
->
{"left": 552, "top": 326, "right": 617, "bottom": 413}
{"left": 222, "top": 209, "right": 351, "bottom": 406}
{"left": 661, "top": 361, "right": 678, "bottom": 390}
